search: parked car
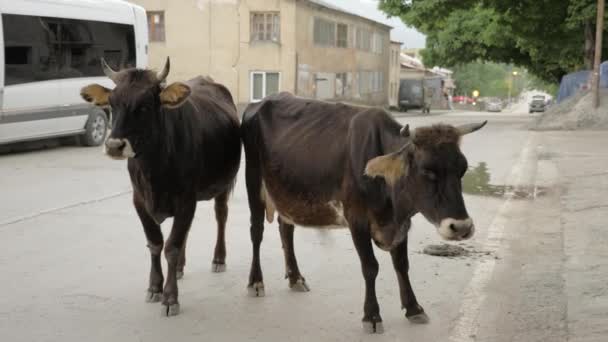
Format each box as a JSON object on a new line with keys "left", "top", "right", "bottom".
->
{"left": 485, "top": 98, "right": 503, "bottom": 112}
{"left": 453, "top": 96, "right": 476, "bottom": 104}
{"left": 529, "top": 98, "right": 547, "bottom": 113}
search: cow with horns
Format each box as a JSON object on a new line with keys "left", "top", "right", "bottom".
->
{"left": 241, "top": 92, "right": 486, "bottom": 332}
{"left": 80, "top": 58, "right": 242, "bottom": 316}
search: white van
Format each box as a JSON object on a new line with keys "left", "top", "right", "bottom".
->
{"left": 0, "top": 0, "right": 148, "bottom": 146}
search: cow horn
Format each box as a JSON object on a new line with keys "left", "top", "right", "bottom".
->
{"left": 400, "top": 124, "right": 410, "bottom": 137}
{"left": 457, "top": 121, "right": 488, "bottom": 135}
{"left": 100, "top": 58, "right": 119, "bottom": 83}
{"left": 157, "top": 57, "right": 170, "bottom": 83}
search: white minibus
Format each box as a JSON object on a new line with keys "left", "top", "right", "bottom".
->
{"left": 0, "top": 0, "right": 148, "bottom": 146}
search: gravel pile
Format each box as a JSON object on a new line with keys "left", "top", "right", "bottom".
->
{"left": 532, "top": 89, "right": 608, "bottom": 130}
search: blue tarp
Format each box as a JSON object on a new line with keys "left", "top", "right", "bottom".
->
{"left": 557, "top": 61, "right": 608, "bottom": 103}
{"left": 601, "top": 61, "right": 608, "bottom": 88}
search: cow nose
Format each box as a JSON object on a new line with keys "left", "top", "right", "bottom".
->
{"left": 438, "top": 218, "right": 475, "bottom": 240}
{"left": 105, "top": 138, "right": 126, "bottom": 150}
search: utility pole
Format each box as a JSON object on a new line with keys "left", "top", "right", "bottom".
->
{"left": 592, "top": 0, "right": 605, "bottom": 109}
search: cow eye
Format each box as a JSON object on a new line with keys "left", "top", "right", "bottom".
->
{"left": 422, "top": 169, "right": 437, "bottom": 180}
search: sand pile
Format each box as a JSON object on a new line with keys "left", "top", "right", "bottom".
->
{"left": 532, "top": 89, "right": 608, "bottom": 130}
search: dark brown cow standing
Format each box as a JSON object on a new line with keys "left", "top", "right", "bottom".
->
{"left": 80, "top": 58, "right": 241, "bottom": 316}
{"left": 241, "top": 92, "right": 485, "bottom": 333}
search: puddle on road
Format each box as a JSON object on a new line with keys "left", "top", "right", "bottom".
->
{"left": 462, "top": 162, "right": 548, "bottom": 199}
{"left": 421, "top": 243, "right": 495, "bottom": 259}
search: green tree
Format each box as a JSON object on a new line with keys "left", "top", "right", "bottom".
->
{"left": 452, "top": 62, "right": 525, "bottom": 98}
{"left": 378, "top": 0, "right": 608, "bottom": 83}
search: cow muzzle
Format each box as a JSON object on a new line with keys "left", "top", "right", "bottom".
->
{"left": 104, "top": 138, "right": 135, "bottom": 160}
{"left": 437, "top": 218, "right": 475, "bottom": 241}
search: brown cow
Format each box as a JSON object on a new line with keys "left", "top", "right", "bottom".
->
{"left": 80, "top": 58, "right": 241, "bottom": 316}
{"left": 241, "top": 92, "right": 485, "bottom": 333}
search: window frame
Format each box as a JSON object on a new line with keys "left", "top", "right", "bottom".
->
{"left": 250, "top": 71, "right": 281, "bottom": 102}
{"left": 147, "top": 11, "right": 165, "bottom": 42}
{"left": 355, "top": 27, "right": 372, "bottom": 51}
{"left": 250, "top": 12, "right": 281, "bottom": 43}
{"left": 335, "top": 72, "right": 348, "bottom": 97}
{"left": 336, "top": 23, "right": 348, "bottom": 48}
{"left": 313, "top": 17, "right": 336, "bottom": 47}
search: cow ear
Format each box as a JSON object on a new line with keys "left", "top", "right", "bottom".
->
{"left": 364, "top": 151, "right": 408, "bottom": 186}
{"left": 160, "top": 82, "right": 191, "bottom": 108}
{"left": 80, "top": 84, "right": 111, "bottom": 107}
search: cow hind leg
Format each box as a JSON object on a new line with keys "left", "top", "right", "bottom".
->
{"left": 176, "top": 231, "right": 189, "bottom": 280}
{"left": 161, "top": 200, "right": 196, "bottom": 317}
{"left": 279, "top": 218, "right": 309, "bottom": 292}
{"left": 391, "top": 238, "right": 428, "bottom": 324}
{"left": 244, "top": 160, "right": 266, "bottom": 297}
{"left": 212, "top": 191, "right": 229, "bottom": 272}
{"left": 134, "top": 194, "right": 164, "bottom": 303}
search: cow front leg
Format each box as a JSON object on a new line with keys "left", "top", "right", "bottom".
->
{"left": 134, "top": 194, "right": 164, "bottom": 303}
{"left": 279, "top": 218, "right": 309, "bottom": 292}
{"left": 391, "top": 238, "right": 429, "bottom": 324}
{"left": 162, "top": 200, "right": 196, "bottom": 316}
{"left": 350, "top": 225, "right": 383, "bottom": 334}
{"left": 212, "top": 191, "right": 229, "bottom": 272}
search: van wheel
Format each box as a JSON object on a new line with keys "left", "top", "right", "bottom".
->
{"left": 80, "top": 111, "right": 108, "bottom": 146}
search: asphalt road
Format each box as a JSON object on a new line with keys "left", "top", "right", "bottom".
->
{"left": 0, "top": 110, "right": 605, "bottom": 341}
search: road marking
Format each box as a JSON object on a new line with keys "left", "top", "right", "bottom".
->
{"left": 0, "top": 190, "right": 132, "bottom": 228}
{"left": 449, "top": 134, "right": 537, "bottom": 342}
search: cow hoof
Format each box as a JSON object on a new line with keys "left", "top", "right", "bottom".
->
{"left": 407, "top": 312, "right": 430, "bottom": 324}
{"left": 212, "top": 262, "right": 226, "bottom": 273}
{"left": 247, "top": 282, "right": 265, "bottom": 297}
{"left": 289, "top": 277, "right": 310, "bottom": 292}
{"left": 161, "top": 303, "right": 180, "bottom": 317}
{"left": 362, "top": 321, "right": 384, "bottom": 334}
{"left": 176, "top": 271, "right": 184, "bottom": 280}
{"left": 145, "top": 291, "right": 162, "bottom": 303}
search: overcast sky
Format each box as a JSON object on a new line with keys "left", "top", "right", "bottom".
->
{"left": 321, "top": 0, "right": 426, "bottom": 48}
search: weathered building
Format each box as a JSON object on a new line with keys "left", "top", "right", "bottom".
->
{"left": 130, "top": 0, "right": 392, "bottom": 109}
{"left": 388, "top": 41, "right": 402, "bottom": 108}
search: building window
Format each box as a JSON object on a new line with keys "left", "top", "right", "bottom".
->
{"left": 147, "top": 11, "right": 165, "bottom": 42}
{"left": 335, "top": 72, "right": 347, "bottom": 97}
{"left": 372, "top": 71, "right": 384, "bottom": 92}
{"left": 372, "top": 33, "right": 384, "bottom": 54}
{"left": 251, "top": 71, "right": 280, "bottom": 102}
{"left": 337, "top": 23, "right": 348, "bottom": 48}
{"left": 356, "top": 27, "right": 371, "bottom": 51}
{"left": 358, "top": 71, "right": 368, "bottom": 95}
{"left": 251, "top": 12, "right": 280, "bottom": 42}
{"left": 358, "top": 71, "right": 384, "bottom": 95}
{"left": 314, "top": 17, "right": 336, "bottom": 46}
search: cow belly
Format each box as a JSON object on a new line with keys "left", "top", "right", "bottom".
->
{"left": 280, "top": 201, "right": 348, "bottom": 228}
{"left": 261, "top": 182, "right": 347, "bottom": 228}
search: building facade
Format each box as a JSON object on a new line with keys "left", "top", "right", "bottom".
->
{"left": 130, "top": 0, "right": 392, "bottom": 109}
{"left": 388, "top": 41, "right": 402, "bottom": 108}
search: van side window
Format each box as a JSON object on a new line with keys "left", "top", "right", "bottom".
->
{"left": 2, "top": 14, "right": 136, "bottom": 86}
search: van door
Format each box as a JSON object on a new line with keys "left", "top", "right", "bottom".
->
{"left": 131, "top": 6, "right": 148, "bottom": 68}
{"left": 0, "top": 11, "right": 4, "bottom": 124}
{"left": 0, "top": 14, "right": 63, "bottom": 144}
